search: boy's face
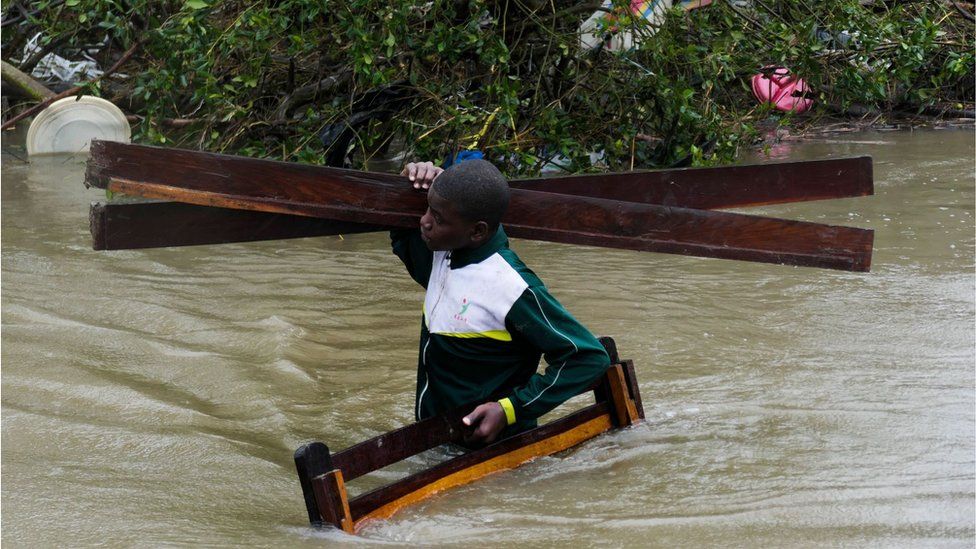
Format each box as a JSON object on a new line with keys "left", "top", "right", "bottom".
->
{"left": 420, "top": 188, "right": 485, "bottom": 251}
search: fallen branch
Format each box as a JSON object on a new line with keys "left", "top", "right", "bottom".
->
{"left": 951, "top": 0, "right": 975, "bottom": 22}
{"left": 1, "top": 59, "right": 54, "bottom": 101}
{"left": 0, "top": 39, "right": 141, "bottom": 131}
{"left": 1, "top": 1, "right": 66, "bottom": 28}
{"left": 124, "top": 115, "right": 202, "bottom": 128}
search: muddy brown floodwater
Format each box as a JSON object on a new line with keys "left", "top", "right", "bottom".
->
{"left": 2, "top": 129, "right": 973, "bottom": 547}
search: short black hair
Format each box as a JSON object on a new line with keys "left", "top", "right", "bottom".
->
{"left": 431, "top": 159, "right": 510, "bottom": 230}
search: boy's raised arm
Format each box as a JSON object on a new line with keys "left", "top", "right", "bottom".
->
{"left": 389, "top": 162, "right": 443, "bottom": 287}
{"left": 390, "top": 228, "right": 432, "bottom": 288}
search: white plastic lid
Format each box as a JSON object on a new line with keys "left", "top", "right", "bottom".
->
{"left": 26, "top": 95, "right": 131, "bottom": 156}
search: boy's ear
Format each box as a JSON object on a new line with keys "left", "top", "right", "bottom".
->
{"left": 469, "top": 221, "right": 491, "bottom": 244}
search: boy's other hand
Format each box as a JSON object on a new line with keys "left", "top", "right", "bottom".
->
{"left": 401, "top": 162, "right": 443, "bottom": 190}
{"left": 462, "top": 402, "right": 506, "bottom": 444}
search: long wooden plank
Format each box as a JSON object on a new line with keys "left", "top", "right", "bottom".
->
{"left": 348, "top": 402, "right": 613, "bottom": 526}
{"left": 87, "top": 141, "right": 872, "bottom": 208}
{"left": 331, "top": 411, "right": 464, "bottom": 483}
{"left": 85, "top": 141, "right": 873, "bottom": 271}
{"left": 89, "top": 200, "right": 386, "bottom": 250}
{"left": 91, "top": 200, "right": 371, "bottom": 250}
{"left": 513, "top": 155, "right": 873, "bottom": 209}
{"left": 86, "top": 146, "right": 872, "bottom": 251}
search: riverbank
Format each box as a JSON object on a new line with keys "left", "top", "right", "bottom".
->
{"left": 752, "top": 110, "right": 974, "bottom": 153}
{"left": 2, "top": 1, "right": 972, "bottom": 174}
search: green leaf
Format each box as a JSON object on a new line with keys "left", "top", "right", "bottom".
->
{"left": 186, "top": 0, "right": 208, "bottom": 10}
{"left": 65, "top": 0, "right": 80, "bottom": 6}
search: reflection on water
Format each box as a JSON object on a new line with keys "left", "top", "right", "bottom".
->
{"left": 2, "top": 130, "right": 973, "bottom": 547}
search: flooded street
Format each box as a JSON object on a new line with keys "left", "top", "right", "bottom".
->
{"left": 2, "top": 130, "right": 973, "bottom": 547}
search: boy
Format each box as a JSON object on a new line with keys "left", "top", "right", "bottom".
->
{"left": 393, "top": 159, "right": 610, "bottom": 445}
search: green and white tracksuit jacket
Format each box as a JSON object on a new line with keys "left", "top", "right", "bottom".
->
{"left": 391, "top": 226, "right": 610, "bottom": 434}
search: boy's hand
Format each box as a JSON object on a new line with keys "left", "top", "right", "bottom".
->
{"left": 462, "top": 402, "right": 506, "bottom": 444}
{"left": 401, "top": 162, "right": 443, "bottom": 190}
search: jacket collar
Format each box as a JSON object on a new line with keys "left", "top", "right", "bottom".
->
{"left": 449, "top": 225, "right": 508, "bottom": 269}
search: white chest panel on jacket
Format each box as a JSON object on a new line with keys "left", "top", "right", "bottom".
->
{"left": 423, "top": 251, "right": 528, "bottom": 340}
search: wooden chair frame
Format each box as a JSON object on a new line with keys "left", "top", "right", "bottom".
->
{"left": 293, "top": 337, "right": 644, "bottom": 533}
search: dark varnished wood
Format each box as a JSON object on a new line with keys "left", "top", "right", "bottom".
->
{"left": 501, "top": 193, "right": 873, "bottom": 271}
{"left": 90, "top": 200, "right": 385, "bottom": 250}
{"left": 294, "top": 442, "right": 333, "bottom": 526}
{"left": 297, "top": 337, "right": 643, "bottom": 531}
{"left": 87, "top": 141, "right": 873, "bottom": 208}
{"left": 86, "top": 143, "right": 872, "bottom": 252}
{"left": 86, "top": 141, "right": 873, "bottom": 271}
{"left": 331, "top": 408, "right": 466, "bottom": 483}
{"left": 512, "top": 155, "right": 873, "bottom": 209}
{"left": 91, "top": 200, "right": 375, "bottom": 250}
{"left": 347, "top": 401, "right": 613, "bottom": 520}
{"left": 621, "top": 360, "right": 645, "bottom": 421}
{"left": 598, "top": 336, "right": 620, "bottom": 363}
{"left": 312, "top": 470, "right": 354, "bottom": 533}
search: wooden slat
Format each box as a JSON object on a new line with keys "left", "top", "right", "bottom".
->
{"left": 85, "top": 141, "right": 874, "bottom": 271}
{"left": 294, "top": 442, "right": 334, "bottom": 526}
{"left": 354, "top": 413, "right": 614, "bottom": 530}
{"left": 311, "top": 470, "right": 354, "bottom": 533}
{"left": 621, "top": 360, "right": 645, "bottom": 420}
{"left": 348, "top": 402, "right": 613, "bottom": 526}
{"left": 90, "top": 200, "right": 382, "bottom": 250}
{"left": 502, "top": 194, "right": 873, "bottom": 271}
{"left": 515, "top": 155, "right": 873, "bottom": 209}
{"left": 331, "top": 413, "right": 464, "bottom": 483}
{"left": 606, "top": 364, "right": 640, "bottom": 427}
{"left": 87, "top": 141, "right": 873, "bottom": 208}
{"left": 86, "top": 144, "right": 872, "bottom": 251}
{"left": 90, "top": 200, "right": 385, "bottom": 250}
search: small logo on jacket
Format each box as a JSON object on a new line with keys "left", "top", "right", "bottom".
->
{"left": 454, "top": 298, "right": 470, "bottom": 323}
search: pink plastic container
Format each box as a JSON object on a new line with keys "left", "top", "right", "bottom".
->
{"left": 751, "top": 67, "right": 813, "bottom": 113}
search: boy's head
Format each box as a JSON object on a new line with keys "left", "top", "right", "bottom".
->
{"left": 420, "top": 159, "right": 510, "bottom": 251}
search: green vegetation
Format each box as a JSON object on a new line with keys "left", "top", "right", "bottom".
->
{"left": 2, "top": 0, "right": 972, "bottom": 174}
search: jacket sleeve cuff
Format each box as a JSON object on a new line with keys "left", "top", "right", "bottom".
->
{"left": 498, "top": 397, "right": 517, "bottom": 426}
